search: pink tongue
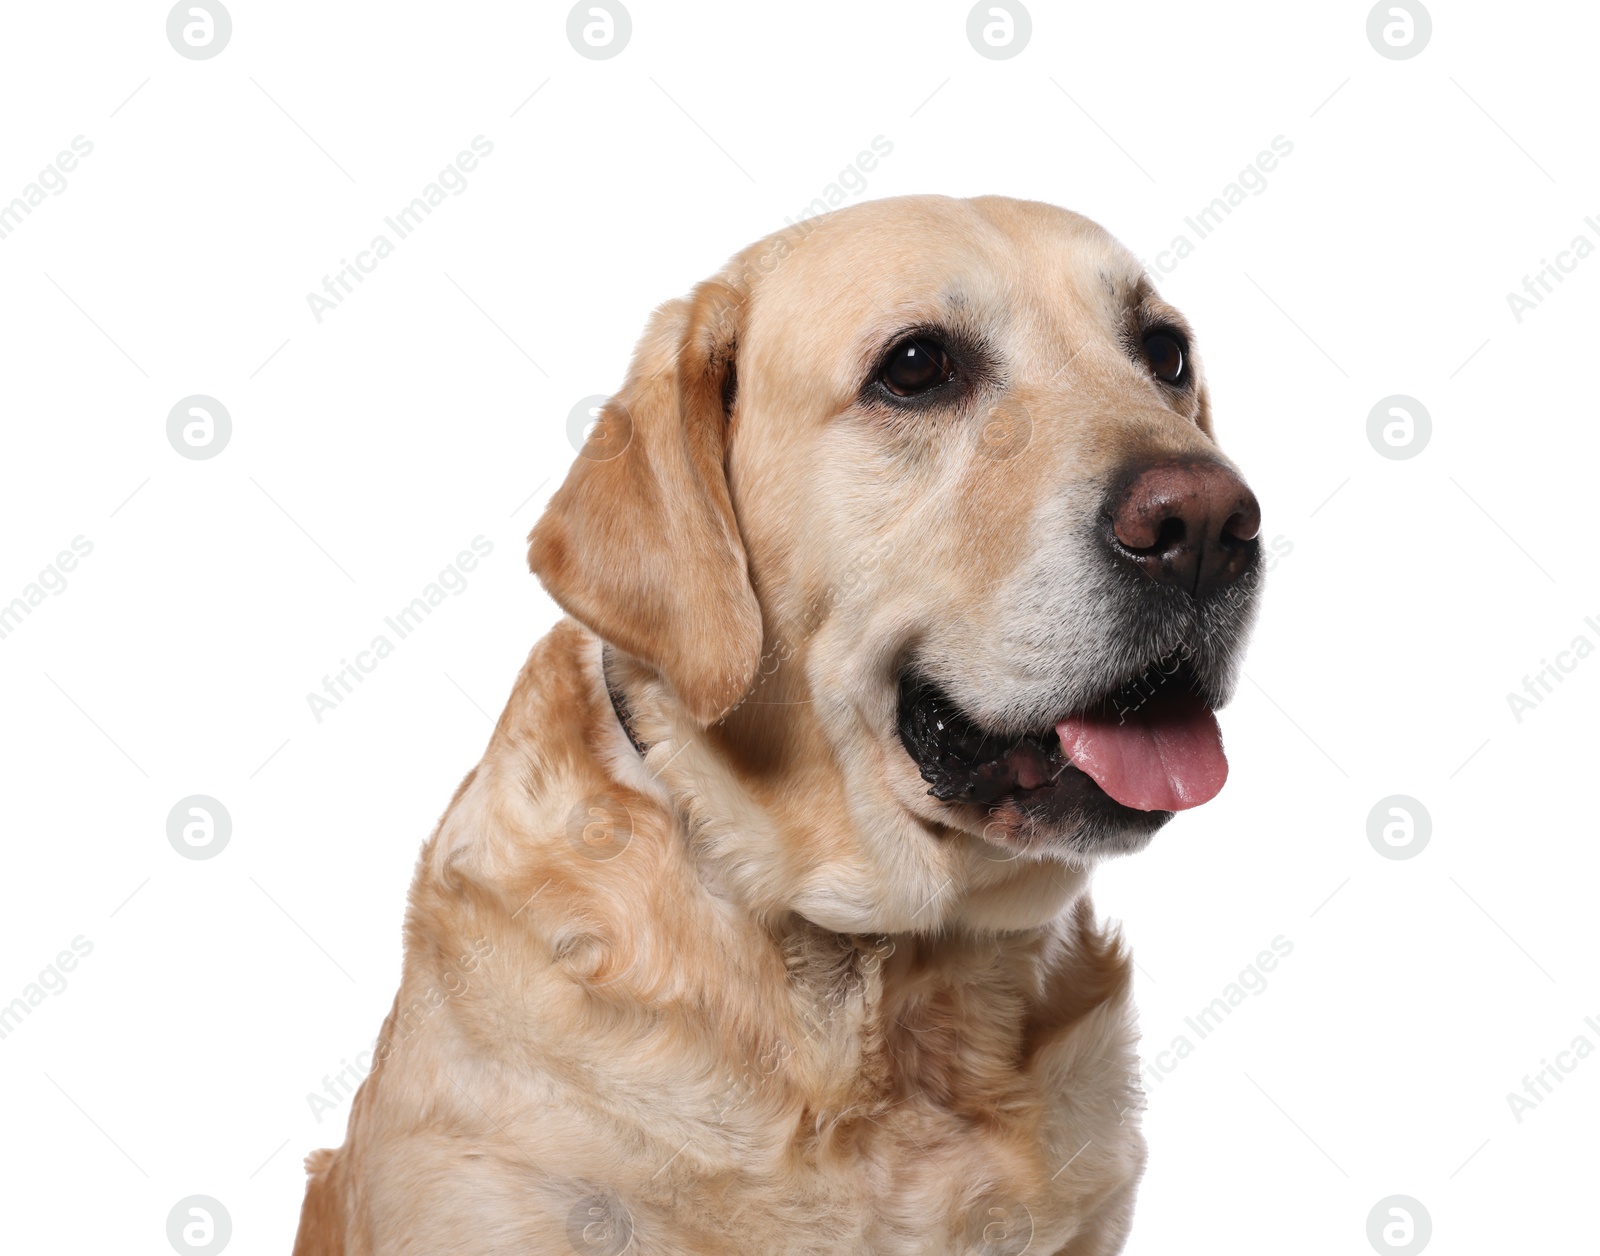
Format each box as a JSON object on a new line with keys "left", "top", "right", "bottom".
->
{"left": 1056, "top": 690, "right": 1227, "bottom": 812}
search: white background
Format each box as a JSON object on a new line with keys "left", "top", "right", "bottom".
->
{"left": 1, "top": 2, "right": 1596, "bottom": 1252}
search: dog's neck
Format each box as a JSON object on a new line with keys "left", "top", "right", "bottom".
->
{"left": 591, "top": 633, "right": 1088, "bottom": 939}
{"left": 601, "top": 645, "right": 651, "bottom": 758}
{"left": 449, "top": 622, "right": 1120, "bottom": 1129}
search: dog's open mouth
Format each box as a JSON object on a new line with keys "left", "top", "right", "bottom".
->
{"left": 896, "top": 654, "right": 1228, "bottom": 818}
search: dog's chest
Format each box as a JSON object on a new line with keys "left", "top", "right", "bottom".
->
{"left": 620, "top": 931, "right": 1139, "bottom": 1253}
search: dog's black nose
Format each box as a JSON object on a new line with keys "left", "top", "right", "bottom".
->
{"left": 1108, "top": 460, "right": 1261, "bottom": 598}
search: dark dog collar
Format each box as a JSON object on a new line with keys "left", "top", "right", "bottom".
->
{"left": 601, "top": 645, "right": 650, "bottom": 758}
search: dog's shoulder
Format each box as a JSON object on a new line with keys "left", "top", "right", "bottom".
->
{"left": 301, "top": 622, "right": 1147, "bottom": 1253}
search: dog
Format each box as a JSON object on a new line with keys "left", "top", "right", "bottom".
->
{"left": 292, "top": 194, "right": 1262, "bottom": 1255}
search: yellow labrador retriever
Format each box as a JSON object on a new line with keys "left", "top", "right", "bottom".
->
{"left": 293, "top": 195, "right": 1261, "bottom": 1255}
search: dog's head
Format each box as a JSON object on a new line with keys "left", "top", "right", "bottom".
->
{"left": 531, "top": 195, "right": 1261, "bottom": 931}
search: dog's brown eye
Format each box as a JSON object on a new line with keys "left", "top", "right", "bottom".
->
{"left": 1143, "top": 332, "right": 1186, "bottom": 384}
{"left": 880, "top": 337, "right": 954, "bottom": 397}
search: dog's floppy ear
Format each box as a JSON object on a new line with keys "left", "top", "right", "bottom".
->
{"left": 528, "top": 277, "right": 760, "bottom": 726}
